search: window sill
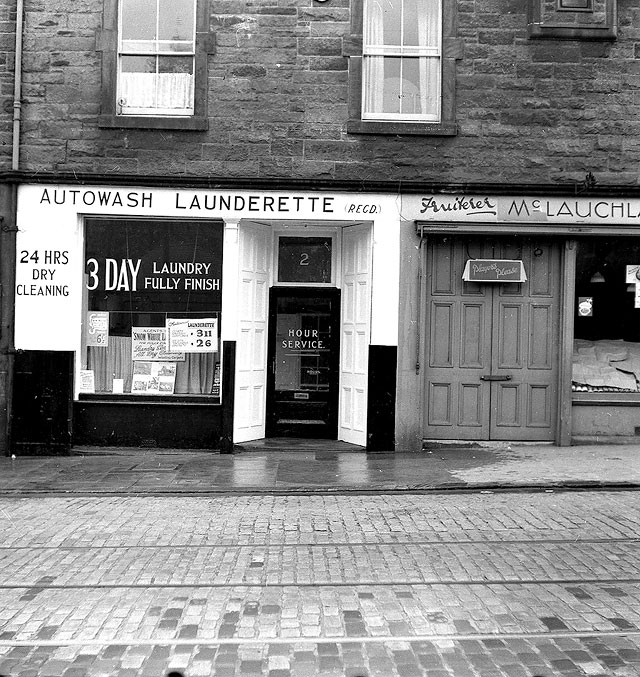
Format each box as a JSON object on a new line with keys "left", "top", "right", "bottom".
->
{"left": 98, "top": 115, "right": 208, "bottom": 131}
{"left": 346, "top": 119, "right": 457, "bottom": 136}
{"left": 573, "top": 392, "right": 640, "bottom": 405}
{"left": 528, "top": 24, "right": 616, "bottom": 40}
{"left": 77, "top": 394, "right": 220, "bottom": 405}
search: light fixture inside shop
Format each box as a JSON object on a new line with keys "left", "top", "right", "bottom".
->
{"left": 590, "top": 271, "right": 605, "bottom": 283}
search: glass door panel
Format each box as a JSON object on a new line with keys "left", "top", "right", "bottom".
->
{"left": 267, "top": 288, "right": 340, "bottom": 438}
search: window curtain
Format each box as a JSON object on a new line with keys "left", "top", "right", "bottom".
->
{"left": 174, "top": 353, "right": 216, "bottom": 394}
{"left": 417, "top": 2, "right": 438, "bottom": 117}
{"left": 119, "top": 72, "right": 193, "bottom": 111}
{"left": 363, "top": 0, "right": 385, "bottom": 115}
{"left": 88, "top": 336, "right": 133, "bottom": 393}
{"left": 88, "top": 338, "right": 216, "bottom": 395}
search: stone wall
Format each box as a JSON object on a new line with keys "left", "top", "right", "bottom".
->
{"left": 4, "top": 0, "right": 640, "bottom": 186}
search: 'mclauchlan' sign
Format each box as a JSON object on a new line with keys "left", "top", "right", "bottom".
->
{"left": 463, "top": 259, "right": 527, "bottom": 283}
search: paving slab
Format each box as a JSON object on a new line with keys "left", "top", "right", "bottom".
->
{"left": 1, "top": 441, "right": 639, "bottom": 494}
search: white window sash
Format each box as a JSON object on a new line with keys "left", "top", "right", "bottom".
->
{"left": 121, "top": 39, "right": 195, "bottom": 54}
{"left": 362, "top": 0, "right": 442, "bottom": 123}
{"left": 363, "top": 45, "right": 440, "bottom": 57}
{"left": 117, "top": 0, "right": 197, "bottom": 116}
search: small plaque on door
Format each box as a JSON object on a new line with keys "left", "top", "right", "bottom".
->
{"left": 294, "top": 392, "right": 309, "bottom": 400}
{"left": 463, "top": 259, "right": 527, "bottom": 283}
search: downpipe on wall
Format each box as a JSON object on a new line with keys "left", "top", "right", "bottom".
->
{"left": 12, "top": 0, "right": 23, "bottom": 171}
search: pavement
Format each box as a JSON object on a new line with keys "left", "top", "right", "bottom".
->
{"left": 1, "top": 438, "right": 640, "bottom": 494}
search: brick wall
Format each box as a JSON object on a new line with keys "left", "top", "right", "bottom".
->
{"left": 6, "top": 0, "right": 640, "bottom": 186}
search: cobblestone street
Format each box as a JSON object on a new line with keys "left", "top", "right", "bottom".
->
{"left": 0, "top": 491, "right": 639, "bottom": 675}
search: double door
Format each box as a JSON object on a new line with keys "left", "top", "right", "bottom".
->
{"left": 424, "top": 236, "right": 561, "bottom": 441}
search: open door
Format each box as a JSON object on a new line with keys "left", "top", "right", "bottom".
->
{"left": 233, "top": 222, "right": 270, "bottom": 443}
{"left": 339, "top": 224, "right": 372, "bottom": 446}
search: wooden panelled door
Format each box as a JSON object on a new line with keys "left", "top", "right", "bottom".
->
{"left": 423, "top": 236, "right": 561, "bottom": 441}
{"left": 234, "top": 222, "right": 270, "bottom": 443}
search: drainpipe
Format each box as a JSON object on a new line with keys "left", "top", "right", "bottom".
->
{"left": 416, "top": 225, "right": 425, "bottom": 374}
{"left": 12, "top": 0, "right": 24, "bottom": 170}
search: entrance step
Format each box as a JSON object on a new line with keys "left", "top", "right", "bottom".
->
{"left": 422, "top": 439, "right": 553, "bottom": 452}
{"left": 235, "top": 438, "right": 366, "bottom": 453}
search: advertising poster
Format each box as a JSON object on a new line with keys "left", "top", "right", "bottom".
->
{"left": 79, "top": 370, "right": 95, "bottom": 393}
{"left": 167, "top": 318, "right": 218, "bottom": 353}
{"left": 131, "top": 327, "right": 185, "bottom": 362}
{"left": 212, "top": 362, "right": 221, "bottom": 397}
{"left": 131, "top": 362, "right": 177, "bottom": 395}
{"left": 86, "top": 311, "right": 109, "bottom": 347}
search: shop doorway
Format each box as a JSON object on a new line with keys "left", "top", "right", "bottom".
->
{"left": 423, "top": 236, "right": 561, "bottom": 441}
{"left": 266, "top": 288, "right": 341, "bottom": 438}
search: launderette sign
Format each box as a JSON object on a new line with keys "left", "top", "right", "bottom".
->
{"left": 463, "top": 259, "right": 527, "bottom": 283}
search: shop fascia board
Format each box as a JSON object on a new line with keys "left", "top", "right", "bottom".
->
{"left": 415, "top": 222, "right": 640, "bottom": 237}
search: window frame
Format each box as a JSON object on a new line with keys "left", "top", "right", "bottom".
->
{"left": 117, "top": 0, "right": 197, "bottom": 117}
{"left": 572, "top": 236, "right": 640, "bottom": 401}
{"left": 361, "top": 0, "right": 442, "bottom": 123}
{"left": 528, "top": 0, "right": 617, "bottom": 40}
{"left": 78, "top": 217, "right": 224, "bottom": 402}
{"left": 97, "top": 0, "right": 214, "bottom": 130}
{"left": 272, "top": 229, "right": 340, "bottom": 289}
{"left": 345, "top": 0, "right": 461, "bottom": 136}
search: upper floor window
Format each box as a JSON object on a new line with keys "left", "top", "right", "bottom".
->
{"left": 345, "top": 0, "right": 461, "bottom": 136}
{"left": 362, "top": 0, "right": 441, "bottom": 122}
{"left": 118, "top": 0, "right": 196, "bottom": 116}
{"left": 98, "top": 0, "right": 213, "bottom": 130}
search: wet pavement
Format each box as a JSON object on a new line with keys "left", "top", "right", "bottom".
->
{"left": 1, "top": 439, "right": 640, "bottom": 494}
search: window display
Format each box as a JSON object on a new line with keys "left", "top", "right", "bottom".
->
{"left": 80, "top": 219, "right": 223, "bottom": 400}
{"left": 573, "top": 238, "right": 640, "bottom": 394}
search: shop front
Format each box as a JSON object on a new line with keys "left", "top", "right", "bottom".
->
{"left": 12, "top": 185, "right": 399, "bottom": 453}
{"left": 396, "top": 193, "right": 640, "bottom": 449}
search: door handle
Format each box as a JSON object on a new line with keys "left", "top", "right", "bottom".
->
{"left": 480, "top": 374, "right": 512, "bottom": 381}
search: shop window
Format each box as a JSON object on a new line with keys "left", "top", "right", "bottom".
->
{"left": 573, "top": 239, "right": 640, "bottom": 395}
{"left": 344, "top": 0, "right": 461, "bottom": 136}
{"left": 80, "top": 219, "right": 223, "bottom": 401}
{"left": 97, "top": 0, "right": 213, "bottom": 130}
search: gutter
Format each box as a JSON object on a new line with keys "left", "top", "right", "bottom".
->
{"left": 0, "top": 171, "right": 637, "bottom": 199}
